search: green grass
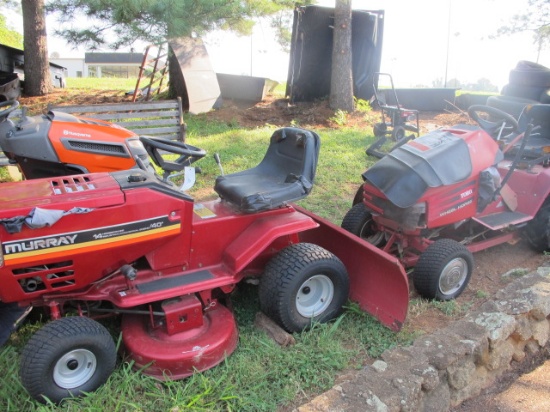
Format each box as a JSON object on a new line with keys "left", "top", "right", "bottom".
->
{"left": 65, "top": 77, "right": 139, "bottom": 91}
{"left": 0, "top": 86, "right": 414, "bottom": 411}
{"left": 2, "top": 286, "right": 414, "bottom": 412}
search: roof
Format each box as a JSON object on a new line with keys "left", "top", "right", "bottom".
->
{"left": 85, "top": 53, "right": 143, "bottom": 64}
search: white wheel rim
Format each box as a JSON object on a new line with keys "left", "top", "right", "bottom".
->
{"left": 53, "top": 349, "right": 97, "bottom": 389}
{"left": 296, "top": 275, "right": 334, "bottom": 318}
{"left": 439, "top": 257, "right": 468, "bottom": 296}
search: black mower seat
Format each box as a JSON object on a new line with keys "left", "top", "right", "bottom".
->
{"left": 214, "top": 127, "right": 320, "bottom": 213}
{"left": 505, "top": 104, "right": 550, "bottom": 158}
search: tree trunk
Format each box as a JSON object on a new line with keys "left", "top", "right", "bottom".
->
{"left": 330, "top": 0, "right": 354, "bottom": 112}
{"left": 21, "top": 0, "right": 51, "bottom": 96}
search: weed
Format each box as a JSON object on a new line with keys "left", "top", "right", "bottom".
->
{"left": 354, "top": 97, "right": 372, "bottom": 113}
{"left": 329, "top": 109, "right": 347, "bottom": 126}
{"left": 476, "top": 290, "right": 488, "bottom": 299}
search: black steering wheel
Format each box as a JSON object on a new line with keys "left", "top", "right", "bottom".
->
{"left": 467, "top": 105, "right": 519, "bottom": 140}
{"left": 0, "top": 100, "right": 20, "bottom": 122}
{"left": 139, "top": 136, "right": 206, "bottom": 174}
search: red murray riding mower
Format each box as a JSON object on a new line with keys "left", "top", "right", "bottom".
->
{"left": 342, "top": 103, "right": 550, "bottom": 301}
{"left": 0, "top": 123, "right": 409, "bottom": 403}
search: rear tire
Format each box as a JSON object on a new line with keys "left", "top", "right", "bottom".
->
{"left": 20, "top": 317, "right": 116, "bottom": 404}
{"left": 259, "top": 243, "right": 349, "bottom": 333}
{"left": 341, "top": 203, "right": 385, "bottom": 246}
{"left": 413, "top": 239, "right": 473, "bottom": 301}
{"left": 524, "top": 200, "right": 550, "bottom": 252}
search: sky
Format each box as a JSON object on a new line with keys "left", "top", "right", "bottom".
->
{"left": 42, "top": 0, "right": 549, "bottom": 91}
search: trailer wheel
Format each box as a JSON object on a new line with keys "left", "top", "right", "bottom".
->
{"left": 20, "top": 317, "right": 116, "bottom": 404}
{"left": 413, "top": 239, "right": 473, "bottom": 301}
{"left": 391, "top": 125, "right": 406, "bottom": 141}
{"left": 259, "top": 243, "right": 349, "bottom": 333}
{"left": 373, "top": 122, "right": 387, "bottom": 137}
{"left": 524, "top": 199, "right": 550, "bottom": 252}
{"left": 341, "top": 203, "right": 385, "bottom": 246}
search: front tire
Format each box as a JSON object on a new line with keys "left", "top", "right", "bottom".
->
{"left": 259, "top": 243, "right": 349, "bottom": 333}
{"left": 341, "top": 203, "right": 385, "bottom": 246}
{"left": 524, "top": 199, "right": 550, "bottom": 252}
{"left": 20, "top": 317, "right": 116, "bottom": 404}
{"left": 413, "top": 239, "right": 473, "bottom": 301}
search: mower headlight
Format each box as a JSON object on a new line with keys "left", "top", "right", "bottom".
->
{"left": 127, "top": 139, "right": 146, "bottom": 151}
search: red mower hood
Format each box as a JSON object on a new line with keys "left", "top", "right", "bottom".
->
{"left": 363, "top": 127, "right": 502, "bottom": 208}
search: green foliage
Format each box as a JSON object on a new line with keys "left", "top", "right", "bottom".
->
{"left": 496, "top": 0, "right": 550, "bottom": 55}
{"left": 0, "top": 13, "right": 23, "bottom": 49}
{"left": 46, "top": 0, "right": 311, "bottom": 51}
{"left": 329, "top": 109, "right": 348, "bottom": 126}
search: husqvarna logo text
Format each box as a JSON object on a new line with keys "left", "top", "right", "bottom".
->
{"left": 63, "top": 130, "right": 92, "bottom": 138}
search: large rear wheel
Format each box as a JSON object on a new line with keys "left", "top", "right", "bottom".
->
{"left": 20, "top": 317, "right": 116, "bottom": 404}
{"left": 413, "top": 239, "right": 473, "bottom": 301}
{"left": 259, "top": 243, "right": 349, "bottom": 333}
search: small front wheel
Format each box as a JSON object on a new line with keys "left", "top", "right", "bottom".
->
{"left": 20, "top": 317, "right": 116, "bottom": 404}
{"left": 259, "top": 243, "right": 349, "bottom": 333}
{"left": 413, "top": 239, "right": 473, "bottom": 301}
{"left": 341, "top": 203, "right": 385, "bottom": 246}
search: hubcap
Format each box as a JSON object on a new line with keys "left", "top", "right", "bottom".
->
{"left": 53, "top": 349, "right": 97, "bottom": 389}
{"left": 296, "top": 275, "right": 334, "bottom": 318}
{"left": 359, "top": 219, "right": 385, "bottom": 246}
{"left": 439, "top": 257, "right": 468, "bottom": 296}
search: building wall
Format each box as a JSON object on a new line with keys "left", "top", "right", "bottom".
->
{"left": 50, "top": 58, "right": 86, "bottom": 77}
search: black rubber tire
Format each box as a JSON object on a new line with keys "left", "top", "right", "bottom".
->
{"left": 341, "top": 203, "right": 385, "bottom": 246}
{"left": 413, "top": 239, "right": 473, "bottom": 301}
{"left": 391, "top": 125, "right": 406, "bottom": 141}
{"left": 373, "top": 122, "right": 387, "bottom": 137}
{"left": 20, "top": 317, "right": 116, "bottom": 404}
{"left": 259, "top": 243, "right": 349, "bottom": 333}
{"left": 352, "top": 184, "right": 364, "bottom": 206}
{"left": 524, "top": 199, "right": 550, "bottom": 252}
{"left": 509, "top": 61, "right": 550, "bottom": 87}
{"left": 501, "top": 83, "right": 547, "bottom": 102}
{"left": 487, "top": 95, "right": 537, "bottom": 119}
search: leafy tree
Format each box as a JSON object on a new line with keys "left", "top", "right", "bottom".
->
{"left": 0, "top": 13, "right": 23, "bottom": 48}
{"left": 496, "top": 0, "right": 550, "bottom": 62}
{"left": 46, "top": 0, "right": 306, "bottom": 51}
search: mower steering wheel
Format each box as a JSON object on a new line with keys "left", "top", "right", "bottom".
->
{"left": 139, "top": 136, "right": 206, "bottom": 172}
{"left": 467, "top": 105, "right": 519, "bottom": 140}
{"left": 0, "top": 100, "right": 20, "bottom": 122}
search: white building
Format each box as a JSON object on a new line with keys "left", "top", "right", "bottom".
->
{"left": 51, "top": 52, "right": 144, "bottom": 78}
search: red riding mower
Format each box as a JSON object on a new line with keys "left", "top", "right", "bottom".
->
{"left": 342, "top": 103, "right": 550, "bottom": 301}
{"left": 0, "top": 104, "right": 409, "bottom": 403}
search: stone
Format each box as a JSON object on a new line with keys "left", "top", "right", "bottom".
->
{"left": 447, "top": 358, "right": 476, "bottom": 390}
{"left": 531, "top": 319, "right": 550, "bottom": 346}
{"left": 472, "top": 312, "right": 516, "bottom": 344}
{"left": 486, "top": 340, "right": 515, "bottom": 371}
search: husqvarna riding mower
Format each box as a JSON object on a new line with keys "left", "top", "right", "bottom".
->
{"left": 0, "top": 126, "right": 409, "bottom": 403}
{"left": 0, "top": 100, "right": 189, "bottom": 178}
{"left": 342, "top": 103, "right": 550, "bottom": 301}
